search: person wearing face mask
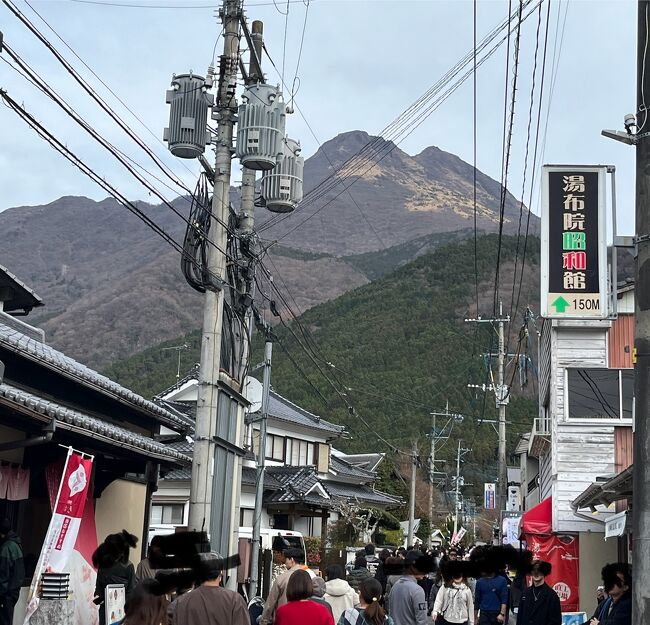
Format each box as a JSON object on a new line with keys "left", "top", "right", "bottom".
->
{"left": 515, "top": 560, "right": 561, "bottom": 625}
{"left": 589, "top": 563, "right": 631, "bottom": 625}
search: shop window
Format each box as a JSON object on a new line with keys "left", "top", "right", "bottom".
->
{"left": 151, "top": 503, "right": 184, "bottom": 525}
{"left": 567, "top": 369, "right": 634, "bottom": 420}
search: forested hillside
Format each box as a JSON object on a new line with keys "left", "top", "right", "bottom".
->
{"left": 105, "top": 234, "right": 541, "bottom": 502}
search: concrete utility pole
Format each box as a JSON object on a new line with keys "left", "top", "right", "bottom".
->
{"left": 465, "top": 304, "right": 510, "bottom": 517}
{"left": 496, "top": 301, "right": 508, "bottom": 515}
{"left": 249, "top": 336, "right": 271, "bottom": 598}
{"left": 407, "top": 441, "right": 418, "bottom": 548}
{"left": 427, "top": 412, "right": 436, "bottom": 548}
{"left": 634, "top": 1, "right": 650, "bottom": 622}
{"left": 239, "top": 19, "right": 264, "bottom": 236}
{"left": 188, "top": 0, "right": 242, "bottom": 537}
{"left": 453, "top": 440, "right": 462, "bottom": 537}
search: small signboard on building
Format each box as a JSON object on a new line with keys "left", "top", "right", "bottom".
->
{"left": 541, "top": 165, "right": 608, "bottom": 318}
{"left": 484, "top": 483, "right": 496, "bottom": 510}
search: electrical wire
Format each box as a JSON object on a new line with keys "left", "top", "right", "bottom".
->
{"left": 0, "top": 88, "right": 240, "bottom": 297}
{"left": 259, "top": 1, "right": 543, "bottom": 241}
{"left": 506, "top": 0, "right": 545, "bottom": 349}
{"left": 22, "top": 0, "right": 200, "bottom": 182}
{"left": 1, "top": 41, "right": 238, "bottom": 262}
{"left": 289, "top": 0, "right": 309, "bottom": 104}
{"left": 257, "top": 1, "right": 542, "bottom": 237}
{"left": 3, "top": 0, "right": 203, "bottom": 201}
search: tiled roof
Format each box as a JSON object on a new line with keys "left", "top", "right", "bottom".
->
{"left": 0, "top": 383, "right": 191, "bottom": 465}
{"left": 242, "top": 466, "right": 282, "bottom": 490}
{"left": 247, "top": 391, "right": 345, "bottom": 436}
{"left": 155, "top": 365, "right": 201, "bottom": 399}
{"left": 330, "top": 454, "right": 375, "bottom": 480}
{"left": 152, "top": 398, "right": 195, "bottom": 430}
{"left": 0, "top": 324, "right": 188, "bottom": 433}
{"left": 0, "top": 265, "right": 43, "bottom": 313}
{"left": 322, "top": 481, "right": 402, "bottom": 507}
{"left": 264, "top": 466, "right": 331, "bottom": 507}
{"left": 336, "top": 452, "right": 384, "bottom": 472}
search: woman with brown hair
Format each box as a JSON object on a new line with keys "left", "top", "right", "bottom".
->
{"left": 338, "top": 578, "right": 394, "bottom": 625}
{"left": 121, "top": 579, "right": 169, "bottom": 625}
{"left": 275, "top": 570, "right": 334, "bottom": 625}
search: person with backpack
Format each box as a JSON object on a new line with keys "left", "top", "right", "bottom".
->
{"left": 432, "top": 561, "right": 474, "bottom": 625}
{"left": 338, "top": 578, "right": 394, "bottom": 625}
{"left": 0, "top": 519, "right": 24, "bottom": 625}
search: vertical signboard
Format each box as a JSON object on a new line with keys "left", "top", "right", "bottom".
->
{"left": 541, "top": 165, "right": 608, "bottom": 318}
{"left": 484, "top": 483, "right": 496, "bottom": 510}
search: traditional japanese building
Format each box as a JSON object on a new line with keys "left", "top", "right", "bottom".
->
{"left": 0, "top": 265, "right": 190, "bottom": 625}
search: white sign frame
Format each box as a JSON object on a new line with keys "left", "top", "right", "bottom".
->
{"left": 541, "top": 165, "right": 609, "bottom": 319}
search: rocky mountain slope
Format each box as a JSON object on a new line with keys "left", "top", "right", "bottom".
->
{"left": 0, "top": 131, "right": 537, "bottom": 367}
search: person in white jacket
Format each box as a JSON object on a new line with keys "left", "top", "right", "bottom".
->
{"left": 432, "top": 560, "right": 474, "bottom": 625}
{"left": 324, "top": 564, "right": 359, "bottom": 622}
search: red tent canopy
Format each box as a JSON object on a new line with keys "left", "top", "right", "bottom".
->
{"left": 521, "top": 497, "right": 552, "bottom": 535}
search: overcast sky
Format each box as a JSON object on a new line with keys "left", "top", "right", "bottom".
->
{"left": 0, "top": 0, "right": 637, "bottom": 235}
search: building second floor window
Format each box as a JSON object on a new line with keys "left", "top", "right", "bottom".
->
{"left": 567, "top": 368, "right": 633, "bottom": 420}
{"left": 151, "top": 503, "right": 184, "bottom": 525}
{"left": 264, "top": 433, "right": 316, "bottom": 465}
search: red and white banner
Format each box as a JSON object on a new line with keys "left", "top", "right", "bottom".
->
{"left": 24, "top": 448, "right": 94, "bottom": 624}
{"left": 525, "top": 534, "right": 580, "bottom": 612}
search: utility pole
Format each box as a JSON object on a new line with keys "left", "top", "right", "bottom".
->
{"left": 426, "top": 402, "right": 464, "bottom": 547}
{"left": 634, "top": 2, "right": 650, "bottom": 622}
{"left": 239, "top": 19, "right": 264, "bottom": 236}
{"left": 428, "top": 411, "right": 436, "bottom": 548}
{"left": 465, "top": 303, "right": 510, "bottom": 516}
{"left": 249, "top": 335, "right": 271, "bottom": 598}
{"left": 453, "top": 440, "right": 461, "bottom": 537}
{"left": 496, "top": 301, "right": 508, "bottom": 515}
{"left": 407, "top": 441, "right": 418, "bottom": 548}
{"left": 188, "top": 0, "right": 242, "bottom": 538}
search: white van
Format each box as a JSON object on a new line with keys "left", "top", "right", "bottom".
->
{"left": 146, "top": 525, "right": 306, "bottom": 562}
{"left": 237, "top": 527, "right": 306, "bottom": 561}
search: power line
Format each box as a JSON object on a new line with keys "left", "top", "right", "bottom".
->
{"left": 258, "top": 1, "right": 542, "bottom": 238}
{"left": 3, "top": 0, "right": 196, "bottom": 198}
{"left": 22, "top": 0, "right": 200, "bottom": 182}
{"left": 1, "top": 41, "right": 238, "bottom": 261}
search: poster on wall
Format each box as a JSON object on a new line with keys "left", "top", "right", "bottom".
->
{"left": 540, "top": 165, "right": 608, "bottom": 319}
{"left": 526, "top": 534, "right": 580, "bottom": 612}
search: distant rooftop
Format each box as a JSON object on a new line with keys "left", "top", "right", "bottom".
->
{"left": 0, "top": 265, "right": 43, "bottom": 315}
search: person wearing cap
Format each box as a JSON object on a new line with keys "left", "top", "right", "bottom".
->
{"left": 171, "top": 552, "right": 249, "bottom": 625}
{"left": 386, "top": 550, "right": 433, "bottom": 625}
{"left": 260, "top": 547, "right": 316, "bottom": 625}
{"left": 515, "top": 560, "right": 561, "bottom": 625}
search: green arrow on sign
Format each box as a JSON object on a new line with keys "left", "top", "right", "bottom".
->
{"left": 552, "top": 296, "right": 570, "bottom": 313}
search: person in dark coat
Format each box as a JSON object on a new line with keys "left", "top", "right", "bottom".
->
{"left": 516, "top": 560, "right": 561, "bottom": 625}
{"left": 347, "top": 556, "right": 373, "bottom": 593}
{"left": 590, "top": 563, "right": 631, "bottom": 625}
{"left": 0, "top": 519, "right": 24, "bottom": 625}
{"left": 93, "top": 529, "right": 138, "bottom": 625}
{"left": 374, "top": 549, "right": 393, "bottom": 594}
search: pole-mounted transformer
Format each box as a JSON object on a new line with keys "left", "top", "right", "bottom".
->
{"left": 235, "top": 83, "right": 285, "bottom": 170}
{"left": 260, "top": 137, "right": 304, "bottom": 213}
{"left": 164, "top": 72, "right": 214, "bottom": 159}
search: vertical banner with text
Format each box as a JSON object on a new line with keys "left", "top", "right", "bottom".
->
{"left": 24, "top": 449, "right": 94, "bottom": 625}
{"left": 541, "top": 165, "right": 608, "bottom": 318}
{"left": 484, "top": 483, "right": 496, "bottom": 510}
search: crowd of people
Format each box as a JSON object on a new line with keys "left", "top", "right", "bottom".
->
{"left": 85, "top": 534, "right": 632, "bottom": 625}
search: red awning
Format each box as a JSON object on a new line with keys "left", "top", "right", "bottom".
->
{"left": 521, "top": 497, "right": 552, "bottom": 535}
